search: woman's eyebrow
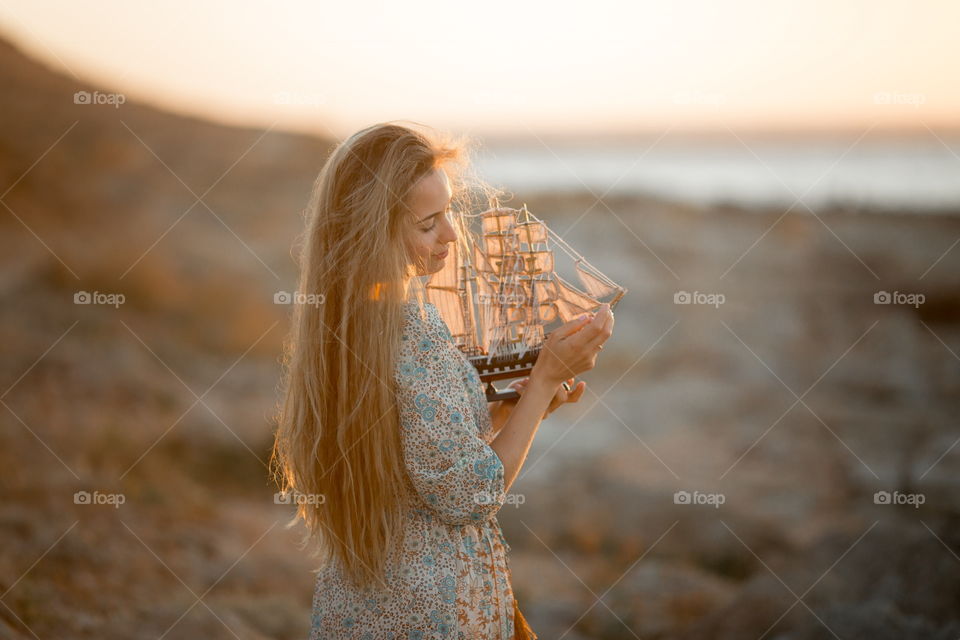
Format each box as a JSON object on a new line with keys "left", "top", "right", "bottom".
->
{"left": 416, "top": 198, "right": 453, "bottom": 223}
{"left": 416, "top": 211, "right": 442, "bottom": 224}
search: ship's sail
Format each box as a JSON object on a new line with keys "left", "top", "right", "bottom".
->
{"left": 426, "top": 241, "right": 467, "bottom": 339}
{"left": 516, "top": 220, "right": 548, "bottom": 245}
{"left": 425, "top": 203, "right": 626, "bottom": 371}
{"left": 575, "top": 260, "right": 621, "bottom": 299}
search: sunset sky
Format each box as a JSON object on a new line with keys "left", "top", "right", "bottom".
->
{"left": 1, "top": 0, "right": 957, "bottom": 138}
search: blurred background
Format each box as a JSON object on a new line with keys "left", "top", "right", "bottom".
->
{"left": 1, "top": 1, "right": 959, "bottom": 638}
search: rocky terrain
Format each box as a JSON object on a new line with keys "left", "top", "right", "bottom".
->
{"left": 2, "top": 35, "right": 959, "bottom": 639}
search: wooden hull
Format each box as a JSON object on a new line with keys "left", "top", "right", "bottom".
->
{"left": 468, "top": 348, "right": 541, "bottom": 401}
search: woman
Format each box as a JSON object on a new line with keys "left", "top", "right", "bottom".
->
{"left": 271, "top": 122, "right": 614, "bottom": 639}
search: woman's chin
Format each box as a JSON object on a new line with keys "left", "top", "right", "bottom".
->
{"left": 414, "top": 258, "right": 445, "bottom": 276}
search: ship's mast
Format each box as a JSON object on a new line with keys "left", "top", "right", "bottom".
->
{"left": 456, "top": 214, "right": 481, "bottom": 354}
{"left": 453, "top": 202, "right": 626, "bottom": 361}
{"left": 425, "top": 201, "right": 627, "bottom": 401}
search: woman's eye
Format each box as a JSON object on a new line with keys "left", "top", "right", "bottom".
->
{"left": 419, "top": 208, "right": 451, "bottom": 232}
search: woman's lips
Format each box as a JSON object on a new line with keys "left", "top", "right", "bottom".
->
{"left": 434, "top": 249, "right": 449, "bottom": 259}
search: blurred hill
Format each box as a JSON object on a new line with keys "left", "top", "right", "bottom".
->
{"left": 0, "top": 34, "right": 334, "bottom": 639}
{"left": 0, "top": 33, "right": 333, "bottom": 352}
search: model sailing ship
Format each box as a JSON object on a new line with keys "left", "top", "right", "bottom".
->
{"left": 425, "top": 203, "right": 627, "bottom": 401}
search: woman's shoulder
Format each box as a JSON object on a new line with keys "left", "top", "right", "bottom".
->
{"left": 401, "top": 301, "right": 444, "bottom": 335}
{"left": 396, "top": 303, "right": 455, "bottom": 380}
{"left": 402, "top": 300, "right": 438, "bottom": 314}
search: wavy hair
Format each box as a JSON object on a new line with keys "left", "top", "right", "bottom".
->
{"left": 271, "top": 121, "right": 500, "bottom": 591}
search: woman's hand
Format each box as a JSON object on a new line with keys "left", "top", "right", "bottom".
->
{"left": 488, "top": 303, "right": 613, "bottom": 428}
{"left": 530, "top": 303, "right": 615, "bottom": 388}
{"left": 508, "top": 375, "right": 586, "bottom": 418}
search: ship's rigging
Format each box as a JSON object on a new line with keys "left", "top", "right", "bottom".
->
{"left": 424, "top": 203, "right": 627, "bottom": 400}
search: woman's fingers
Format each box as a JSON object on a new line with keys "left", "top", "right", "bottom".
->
{"left": 554, "top": 313, "right": 594, "bottom": 340}
{"left": 564, "top": 305, "right": 608, "bottom": 348}
{"left": 584, "top": 305, "right": 614, "bottom": 350}
{"left": 569, "top": 381, "right": 586, "bottom": 403}
{"left": 510, "top": 376, "right": 586, "bottom": 410}
{"left": 509, "top": 376, "right": 530, "bottom": 389}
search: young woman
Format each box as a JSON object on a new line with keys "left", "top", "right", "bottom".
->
{"left": 271, "top": 122, "right": 614, "bottom": 639}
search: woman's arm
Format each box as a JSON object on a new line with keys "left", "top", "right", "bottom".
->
{"left": 488, "top": 398, "right": 519, "bottom": 437}
{"left": 489, "top": 375, "right": 558, "bottom": 494}
{"left": 488, "top": 376, "right": 587, "bottom": 437}
{"left": 396, "top": 309, "right": 509, "bottom": 525}
{"left": 490, "top": 306, "right": 613, "bottom": 494}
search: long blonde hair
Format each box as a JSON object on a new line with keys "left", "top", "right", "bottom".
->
{"left": 271, "top": 121, "right": 499, "bottom": 592}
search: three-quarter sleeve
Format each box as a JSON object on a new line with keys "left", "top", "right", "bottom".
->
{"left": 395, "top": 306, "right": 507, "bottom": 526}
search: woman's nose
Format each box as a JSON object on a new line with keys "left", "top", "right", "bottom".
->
{"left": 440, "top": 217, "right": 457, "bottom": 244}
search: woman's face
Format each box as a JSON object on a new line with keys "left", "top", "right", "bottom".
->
{"left": 404, "top": 167, "right": 458, "bottom": 276}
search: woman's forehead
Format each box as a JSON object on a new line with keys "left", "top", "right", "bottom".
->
{"left": 408, "top": 168, "right": 452, "bottom": 214}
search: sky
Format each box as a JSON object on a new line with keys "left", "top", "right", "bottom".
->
{"left": 0, "top": 0, "right": 957, "bottom": 139}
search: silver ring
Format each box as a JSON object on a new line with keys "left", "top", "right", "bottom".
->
{"left": 561, "top": 381, "right": 572, "bottom": 393}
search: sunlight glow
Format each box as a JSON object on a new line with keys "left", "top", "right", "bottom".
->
{"left": 0, "top": 0, "right": 957, "bottom": 137}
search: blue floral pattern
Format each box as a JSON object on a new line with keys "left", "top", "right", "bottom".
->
{"left": 309, "top": 302, "right": 517, "bottom": 639}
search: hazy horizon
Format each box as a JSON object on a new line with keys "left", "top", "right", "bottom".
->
{"left": 1, "top": 0, "right": 958, "bottom": 141}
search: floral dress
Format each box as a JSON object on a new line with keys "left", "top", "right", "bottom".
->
{"left": 309, "top": 301, "right": 517, "bottom": 639}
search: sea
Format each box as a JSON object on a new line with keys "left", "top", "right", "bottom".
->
{"left": 475, "top": 133, "right": 960, "bottom": 212}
